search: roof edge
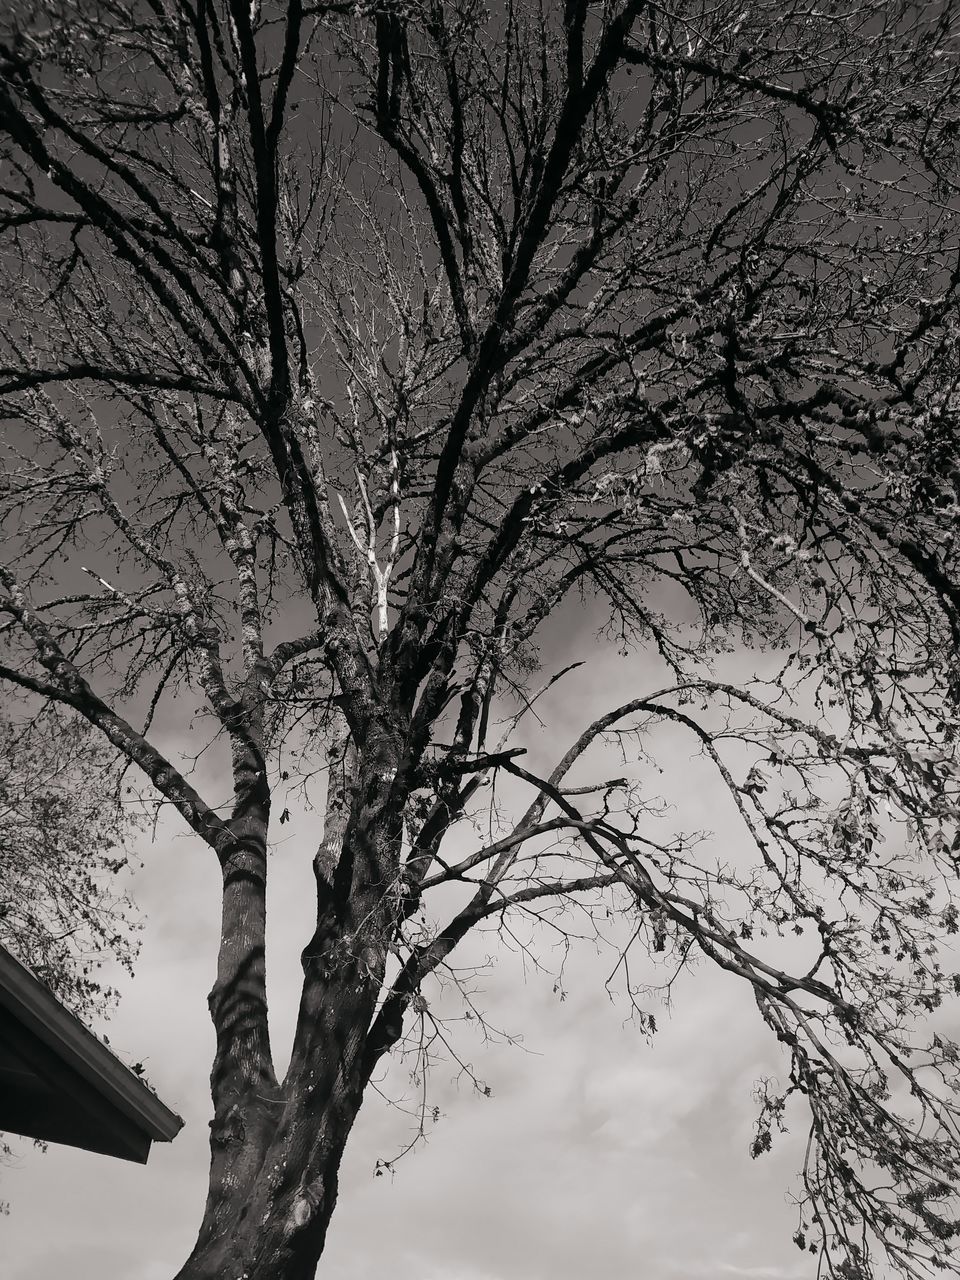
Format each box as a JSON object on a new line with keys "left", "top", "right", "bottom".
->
{"left": 0, "top": 945, "right": 183, "bottom": 1143}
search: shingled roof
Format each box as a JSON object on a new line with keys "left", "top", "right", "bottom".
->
{"left": 0, "top": 944, "right": 182, "bottom": 1163}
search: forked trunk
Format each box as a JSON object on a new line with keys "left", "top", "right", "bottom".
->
{"left": 173, "top": 713, "right": 405, "bottom": 1280}
{"left": 174, "top": 958, "right": 378, "bottom": 1280}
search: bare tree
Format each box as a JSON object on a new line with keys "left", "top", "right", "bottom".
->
{"left": 2, "top": 2, "right": 960, "bottom": 1277}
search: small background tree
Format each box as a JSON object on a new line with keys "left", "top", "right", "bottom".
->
{"left": 0, "top": 703, "right": 141, "bottom": 1210}
{"left": 0, "top": 706, "right": 140, "bottom": 1016}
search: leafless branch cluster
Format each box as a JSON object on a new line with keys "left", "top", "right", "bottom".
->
{"left": 1, "top": 2, "right": 960, "bottom": 1276}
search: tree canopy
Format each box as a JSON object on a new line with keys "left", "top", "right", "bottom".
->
{"left": 1, "top": 2, "right": 960, "bottom": 1278}
{"left": 0, "top": 706, "right": 140, "bottom": 1018}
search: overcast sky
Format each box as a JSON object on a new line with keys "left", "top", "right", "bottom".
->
{"left": 3, "top": 610, "right": 842, "bottom": 1280}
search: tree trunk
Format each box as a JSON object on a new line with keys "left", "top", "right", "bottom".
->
{"left": 173, "top": 708, "right": 407, "bottom": 1280}
{"left": 173, "top": 1107, "right": 359, "bottom": 1280}
{"left": 175, "top": 811, "right": 400, "bottom": 1278}
{"left": 172, "top": 958, "right": 376, "bottom": 1280}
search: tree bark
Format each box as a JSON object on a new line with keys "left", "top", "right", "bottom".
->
{"left": 173, "top": 929, "right": 383, "bottom": 1280}
{"left": 175, "top": 718, "right": 404, "bottom": 1280}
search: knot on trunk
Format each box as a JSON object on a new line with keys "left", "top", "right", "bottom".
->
{"left": 209, "top": 1102, "right": 246, "bottom": 1149}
